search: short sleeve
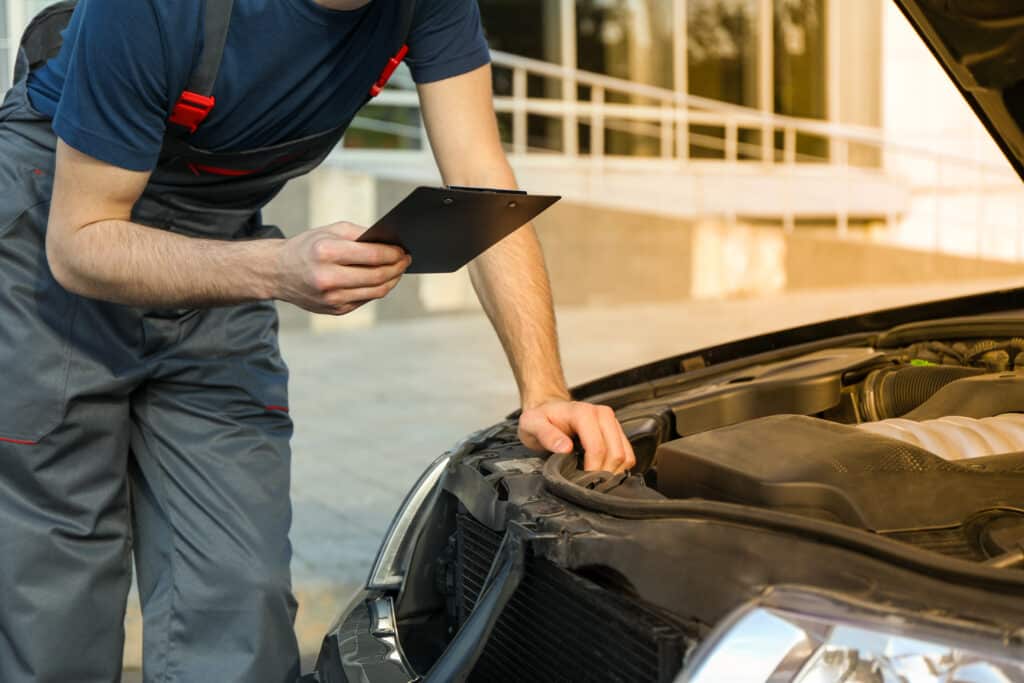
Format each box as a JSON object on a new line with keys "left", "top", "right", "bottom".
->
{"left": 405, "top": 0, "right": 491, "bottom": 84}
{"left": 51, "top": 0, "right": 174, "bottom": 171}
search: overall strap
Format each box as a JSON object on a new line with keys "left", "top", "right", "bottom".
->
{"left": 368, "top": 0, "right": 418, "bottom": 98}
{"left": 168, "top": 0, "right": 235, "bottom": 135}
{"left": 14, "top": 0, "right": 78, "bottom": 83}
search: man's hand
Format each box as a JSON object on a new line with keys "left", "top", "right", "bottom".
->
{"left": 274, "top": 222, "right": 412, "bottom": 315}
{"left": 518, "top": 400, "right": 637, "bottom": 474}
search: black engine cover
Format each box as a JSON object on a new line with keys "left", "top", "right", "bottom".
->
{"left": 656, "top": 415, "right": 1024, "bottom": 534}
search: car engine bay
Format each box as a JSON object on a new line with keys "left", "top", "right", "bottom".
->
{"left": 625, "top": 332, "right": 1024, "bottom": 566}
{"left": 379, "top": 315, "right": 1024, "bottom": 683}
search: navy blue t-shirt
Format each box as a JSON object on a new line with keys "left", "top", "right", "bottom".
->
{"left": 27, "top": 0, "right": 490, "bottom": 171}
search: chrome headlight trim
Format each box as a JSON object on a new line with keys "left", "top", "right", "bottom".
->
{"left": 367, "top": 452, "right": 450, "bottom": 590}
{"left": 678, "top": 586, "right": 1024, "bottom": 682}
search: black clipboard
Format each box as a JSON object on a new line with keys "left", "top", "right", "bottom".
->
{"left": 357, "top": 186, "right": 561, "bottom": 273}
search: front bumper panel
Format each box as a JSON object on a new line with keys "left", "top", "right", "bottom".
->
{"left": 314, "top": 590, "right": 417, "bottom": 683}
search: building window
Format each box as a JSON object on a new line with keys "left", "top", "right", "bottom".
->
{"left": 687, "top": 0, "right": 760, "bottom": 158}
{"left": 774, "top": 0, "right": 825, "bottom": 118}
{"left": 479, "top": 0, "right": 565, "bottom": 151}
{"left": 774, "top": 0, "right": 827, "bottom": 159}
{"left": 479, "top": 0, "right": 561, "bottom": 68}
{"left": 576, "top": 0, "right": 674, "bottom": 156}
{"left": 576, "top": 0, "right": 674, "bottom": 91}
{"left": 687, "top": 0, "right": 760, "bottom": 107}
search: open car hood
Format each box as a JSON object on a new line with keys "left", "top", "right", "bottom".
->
{"left": 896, "top": 1, "right": 1024, "bottom": 179}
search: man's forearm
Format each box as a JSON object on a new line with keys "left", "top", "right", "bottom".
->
{"left": 46, "top": 218, "right": 281, "bottom": 307}
{"left": 469, "top": 222, "right": 570, "bottom": 409}
{"left": 417, "top": 66, "right": 635, "bottom": 471}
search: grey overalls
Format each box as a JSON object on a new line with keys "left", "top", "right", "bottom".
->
{"left": 0, "top": 1, "right": 412, "bottom": 681}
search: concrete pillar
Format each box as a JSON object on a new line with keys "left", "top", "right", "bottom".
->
{"left": 307, "top": 169, "right": 381, "bottom": 331}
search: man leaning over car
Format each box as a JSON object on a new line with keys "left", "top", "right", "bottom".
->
{"left": 0, "top": 0, "right": 636, "bottom": 681}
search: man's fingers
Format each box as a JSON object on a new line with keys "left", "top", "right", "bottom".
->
{"left": 312, "top": 257, "right": 410, "bottom": 293}
{"left": 517, "top": 401, "right": 636, "bottom": 474}
{"left": 595, "top": 406, "right": 627, "bottom": 473}
{"left": 310, "top": 224, "right": 407, "bottom": 267}
{"left": 323, "top": 275, "right": 403, "bottom": 311}
{"left": 319, "top": 240, "right": 407, "bottom": 267}
{"left": 619, "top": 426, "right": 637, "bottom": 472}
{"left": 337, "top": 241, "right": 408, "bottom": 267}
{"left": 518, "top": 410, "right": 573, "bottom": 453}
{"left": 332, "top": 259, "right": 411, "bottom": 290}
{"left": 571, "top": 405, "right": 609, "bottom": 472}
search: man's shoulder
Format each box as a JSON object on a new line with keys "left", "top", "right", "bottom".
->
{"left": 78, "top": 0, "right": 204, "bottom": 40}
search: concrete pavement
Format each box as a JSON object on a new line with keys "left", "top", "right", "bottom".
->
{"left": 121, "top": 277, "right": 1022, "bottom": 675}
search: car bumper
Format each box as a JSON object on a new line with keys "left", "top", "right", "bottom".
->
{"left": 310, "top": 589, "right": 417, "bottom": 683}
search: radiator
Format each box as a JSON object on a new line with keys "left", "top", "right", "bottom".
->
{"left": 454, "top": 514, "right": 691, "bottom": 683}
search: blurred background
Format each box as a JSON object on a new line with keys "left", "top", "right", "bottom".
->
{"left": 5, "top": 0, "right": 1024, "bottom": 670}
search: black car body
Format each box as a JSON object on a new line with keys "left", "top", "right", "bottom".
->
{"left": 306, "top": 3, "right": 1024, "bottom": 681}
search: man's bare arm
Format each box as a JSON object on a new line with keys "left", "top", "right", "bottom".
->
{"left": 46, "top": 140, "right": 410, "bottom": 313}
{"left": 417, "top": 65, "right": 636, "bottom": 473}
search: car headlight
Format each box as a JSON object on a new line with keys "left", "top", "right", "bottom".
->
{"left": 367, "top": 452, "right": 449, "bottom": 590}
{"left": 678, "top": 587, "right": 1024, "bottom": 682}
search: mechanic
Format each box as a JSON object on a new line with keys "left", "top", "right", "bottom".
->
{"left": 0, "top": 0, "right": 636, "bottom": 681}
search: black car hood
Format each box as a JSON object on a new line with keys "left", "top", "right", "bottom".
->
{"left": 896, "top": 1, "right": 1024, "bottom": 179}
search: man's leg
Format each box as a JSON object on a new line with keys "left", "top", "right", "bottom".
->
{"left": 0, "top": 402, "right": 134, "bottom": 683}
{"left": 130, "top": 301, "right": 299, "bottom": 683}
{"left": 0, "top": 180, "right": 136, "bottom": 681}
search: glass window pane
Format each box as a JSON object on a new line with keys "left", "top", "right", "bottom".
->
{"left": 479, "top": 0, "right": 564, "bottom": 151}
{"left": 576, "top": 0, "right": 674, "bottom": 90}
{"left": 576, "top": 0, "right": 673, "bottom": 156}
{"left": 478, "top": 0, "right": 561, "bottom": 64}
{"left": 773, "top": 0, "right": 825, "bottom": 118}
{"left": 774, "top": 0, "right": 827, "bottom": 158}
{"left": 687, "top": 0, "right": 759, "bottom": 107}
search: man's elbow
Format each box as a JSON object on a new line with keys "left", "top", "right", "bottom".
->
{"left": 44, "top": 225, "right": 87, "bottom": 295}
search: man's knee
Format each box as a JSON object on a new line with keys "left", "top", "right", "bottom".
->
{"left": 192, "top": 542, "right": 294, "bottom": 614}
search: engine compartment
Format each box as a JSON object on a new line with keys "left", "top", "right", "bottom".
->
{"left": 374, "top": 318, "right": 1024, "bottom": 683}
{"left": 368, "top": 308, "right": 1024, "bottom": 683}
{"left": 618, "top": 335, "right": 1024, "bottom": 566}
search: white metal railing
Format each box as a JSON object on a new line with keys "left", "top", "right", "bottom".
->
{"left": 348, "top": 50, "right": 1024, "bottom": 262}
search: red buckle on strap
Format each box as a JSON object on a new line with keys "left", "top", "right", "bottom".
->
{"left": 369, "top": 44, "right": 409, "bottom": 97}
{"left": 169, "top": 91, "right": 216, "bottom": 134}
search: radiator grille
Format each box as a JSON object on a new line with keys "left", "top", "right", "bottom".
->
{"left": 455, "top": 514, "right": 690, "bottom": 683}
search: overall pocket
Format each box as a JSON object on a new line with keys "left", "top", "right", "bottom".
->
{"left": 0, "top": 170, "right": 76, "bottom": 444}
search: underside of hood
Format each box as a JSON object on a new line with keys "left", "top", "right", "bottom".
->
{"left": 896, "top": 1, "right": 1024, "bottom": 179}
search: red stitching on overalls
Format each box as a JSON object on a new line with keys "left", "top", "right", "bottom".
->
{"left": 266, "top": 405, "right": 289, "bottom": 413}
{"left": 187, "top": 163, "right": 257, "bottom": 177}
{"left": 187, "top": 154, "right": 300, "bottom": 177}
{"left": 0, "top": 436, "right": 38, "bottom": 445}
